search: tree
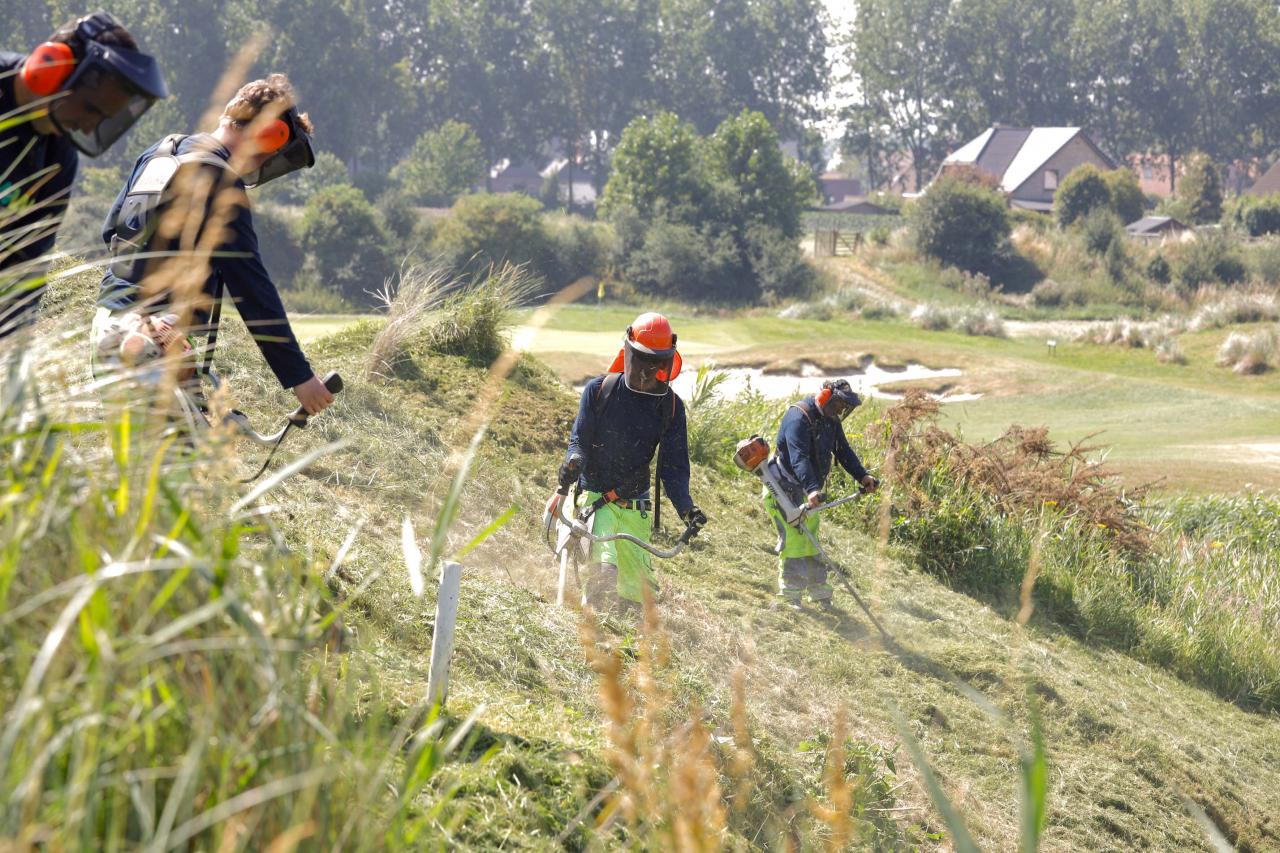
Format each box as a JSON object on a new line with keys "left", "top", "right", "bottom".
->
{"left": 1055, "top": 164, "right": 1112, "bottom": 226}
{"left": 392, "top": 121, "right": 486, "bottom": 207}
{"left": 845, "top": 0, "right": 957, "bottom": 191}
{"left": 298, "top": 184, "right": 396, "bottom": 304}
{"left": 599, "top": 113, "right": 710, "bottom": 221}
{"left": 913, "top": 175, "right": 1011, "bottom": 273}
{"left": 1178, "top": 151, "right": 1223, "bottom": 223}
{"left": 1103, "top": 168, "right": 1146, "bottom": 224}
{"left": 653, "top": 0, "right": 830, "bottom": 135}
{"left": 708, "top": 110, "right": 814, "bottom": 239}
{"left": 429, "top": 193, "right": 552, "bottom": 279}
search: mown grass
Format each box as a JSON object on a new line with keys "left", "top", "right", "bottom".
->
{"left": 6, "top": 266, "right": 1280, "bottom": 850}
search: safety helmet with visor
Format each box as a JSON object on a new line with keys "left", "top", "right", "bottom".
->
{"left": 817, "top": 378, "right": 861, "bottom": 421}
{"left": 238, "top": 106, "right": 315, "bottom": 188}
{"left": 607, "top": 312, "right": 683, "bottom": 396}
{"left": 36, "top": 12, "right": 168, "bottom": 157}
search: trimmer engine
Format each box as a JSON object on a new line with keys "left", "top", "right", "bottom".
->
{"left": 733, "top": 435, "right": 805, "bottom": 524}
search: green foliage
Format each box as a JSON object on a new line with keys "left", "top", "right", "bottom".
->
{"left": 253, "top": 204, "right": 305, "bottom": 286}
{"left": 1145, "top": 253, "right": 1171, "bottom": 284}
{"left": 1055, "top": 164, "right": 1111, "bottom": 226}
{"left": 298, "top": 184, "right": 397, "bottom": 306}
{"left": 376, "top": 190, "right": 421, "bottom": 247}
{"left": 1081, "top": 208, "right": 1123, "bottom": 256}
{"left": 600, "top": 112, "right": 709, "bottom": 221}
{"left": 1174, "top": 232, "right": 1245, "bottom": 290}
{"left": 429, "top": 193, "right": 552, "bottom": 283}
{"left": 604, "top": 110, "right": 819, "bottom": 303}
{"left": 393, "top": 121, "right": 486, "bottom": 207}
{"left": 708, "top": 110, "right": 815, "bottom": 239}
{"left": 1103, "top": 168, "right": 1146, "bottom": 224}
{"left": 1226, "top": 193, "right": 1280, "bottom": 236}
{"left": 264, "top": 151, "right": 351, "bottom": 206}
{"left": 1177, "top": 152, "right": 1224, "bottom": 224}
{"left": 911, "top": 175, "right": 1011, "bottom": 273}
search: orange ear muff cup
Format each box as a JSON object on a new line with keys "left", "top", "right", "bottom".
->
{"left": 22, "top": 42, "right": 76, "bottom": 97}
{"left": 816, "top": 387, "right": 832, "bottom": 409}
{"left": 256, "top": 119, "right": 290, "bottom": 154}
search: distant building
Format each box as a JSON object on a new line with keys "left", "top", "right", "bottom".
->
{"left": 1125, "top": 215, "right": 1191, "bottom": 240}
{"left": 489, "top": 162, "right": 544, "bottom": 195}
{"left": 1130, "top": 154, "right": 1177, "bottom": 198}
{"left": 1247, "top": 159, "right": 1280, "bottom": 197}
{"left": 818, "top": 172, "right": 864, "bottom": 204}
{"left": 817, "top": 196, "right": 895, "bottom": 215}
{"left": 936, "top": 126, "right": 1116, "bottom": 212}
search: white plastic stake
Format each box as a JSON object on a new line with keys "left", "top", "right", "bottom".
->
{"left": 426, "top": 560, "right": 462, "bottom": 709}
{"left": 557, "top": 548, "right": 570, "bottom": 606}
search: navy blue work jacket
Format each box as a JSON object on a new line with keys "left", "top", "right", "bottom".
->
{"left": 774, "top": 396, "right": 868, "bottom": 495}
{"left": 565, "top": 374, "right": 694, "bottom": 516}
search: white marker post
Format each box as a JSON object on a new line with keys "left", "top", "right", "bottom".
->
{"left": 426, "top": 560, "right": 462, "bottom": 709}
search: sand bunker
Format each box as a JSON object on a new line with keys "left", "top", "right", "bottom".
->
{"left": 666, "top": 360, "right": 980, "bottom": 403}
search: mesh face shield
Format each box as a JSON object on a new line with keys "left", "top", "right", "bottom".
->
{"left": 622, "top": 338, "right": 678, "bottom": 396}
{"left": 49, "top": 40, "right": 167, "bottom": 157}
{"left": 819, "top": 380, "right": 862, "bottom": 421}
{"left": 241, "top": 109, "right": 316, "bottom": 188}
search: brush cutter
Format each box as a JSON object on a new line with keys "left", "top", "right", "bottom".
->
{"left": 543, "top": 477, "right": 701, "bottom": 607}
{"left": 733, "top": 435, "right": 887, "bottom": 636}
{"left": 173, "top": 368, "right": 345, "bottom": 482}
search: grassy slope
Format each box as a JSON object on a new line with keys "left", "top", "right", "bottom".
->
{"left": 207, "top": 307, "right": 1280, "bottom": 850}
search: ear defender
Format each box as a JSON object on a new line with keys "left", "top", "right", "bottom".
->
{"left": 256, "top": 119, "right": 291, "bottom": 154}
{"left": 21, "top": 41, "right": 77, "bottom": 96}
{"left": 816, "top": 384, "right": 833, "bottom": 409}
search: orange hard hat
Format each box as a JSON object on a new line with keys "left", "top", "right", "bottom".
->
{"left": 606, "top": 312, "right": 682, "bottom": 381}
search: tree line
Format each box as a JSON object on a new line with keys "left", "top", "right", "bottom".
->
{"left": 2, "top": 0, "right": 829, "bottom": 194}
{"left": 845, "top": 0, "right": 1280, "bottom": 192}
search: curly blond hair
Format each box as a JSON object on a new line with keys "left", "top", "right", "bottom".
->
{"left": 222, "top": 73, "right": 314, "bottom": 133}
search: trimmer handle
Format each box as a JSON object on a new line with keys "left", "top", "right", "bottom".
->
{"left": 288, "top": 371, "right": 344, "bottom": 427}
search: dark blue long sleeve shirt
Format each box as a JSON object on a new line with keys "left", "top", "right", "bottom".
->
{"left": 98, "top": 134, "right": 311, "bottom": 388}
{"left": 775, "top": 397, "right": 868, "bottom": 494}
{"left": 565, "top": 375, "right": 693, "bottom": 516}
{"left": 0, "top": 52, "right": 79, "bottom": 336}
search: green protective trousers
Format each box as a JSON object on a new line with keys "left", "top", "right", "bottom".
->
{"left": 577, "top": 491, "right": 656, "bottom": 605}
{"left": 763, "top": 487, "right": 832, "bottom": 603}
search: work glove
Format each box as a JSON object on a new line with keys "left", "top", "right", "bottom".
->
{"left": 806, "top": 490, "right": 826, "bottom": 508}
{"left": 859, "top": 475, "right": 880, "bottom": 495}
{"left": 558, "top": 454, "right": 583, "bottom": 490}
{"left": 681, "top": 505, "right": 707, "bottom": 531}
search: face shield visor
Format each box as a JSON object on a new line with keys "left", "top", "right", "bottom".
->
{"left": 241, "top": 109, "right": 316, "bottom": 188}
{"left": 622, "top": 336, "right": 682, "bottom": 396}
{"left": 819, "top": 382, "right": 861, "bottom": 421}
{"left": 48, "top": 40, "right": 167, "bottom": 157}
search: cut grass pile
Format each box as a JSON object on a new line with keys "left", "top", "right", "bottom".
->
{"left": 4, "top": 269, "right": 1279, "bottom": 850}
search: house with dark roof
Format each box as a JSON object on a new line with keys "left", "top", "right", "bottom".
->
{"left": 936, "top": 126, "right": 1116, "bottom": 211}
{"left": 818, "top": 172, "right": 863, "bottom": 204}
{"left": 817, "top": 196, "right": 895, "bottom": 215}
{"left": 1125, "top": 215, "right": 1191, "bottom": 240}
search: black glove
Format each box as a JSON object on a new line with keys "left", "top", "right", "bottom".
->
{"left": 681, "top": 505, "right": 707, "bottom": 529}
{"left": 558, "top": 454, "right": 583, "bottom": 490}
{"left": 859, "top": 475, "right": 880, "bottom": 494}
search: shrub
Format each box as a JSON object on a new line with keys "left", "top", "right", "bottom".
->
{"left": 1146, "top": 254, "right": 1171, "bottom": 284}
{"left": 430, "top": 193, "right": 552, "bottom": 283}
{"left": 1217, "top": 327, "right": 1278, "bottom": 374}
{"left": 708, "top": 109, "right": 814, "bottom": 239}
{"left": 911, "top": 176, "right": 1010, "bottom": 273}
{"left": 298, "top": 184, "right": 397, "bottom": 305}
{"left": 1175, "top": 233, "right": 1245, "bottom": 291}
{"left": 623, "top": 219, "right": 743, "bottom": 301}
{"left": 1103, "top": 168, "right": 1146, "bottom": 224}
{"left": 910, "top": 303, "right": 952, "bottom": 331}
{"left": 251, "top": 204, "right": 305, "bottom": 287}
{"left": 377, "top": 190, "right": 420, "bottom": 247}
{"left": 600, "top": 112, "right": 709, "bottom": 221}
{"left": 745, "top": 224, "right": 819, "bottom": 302}
{"left": 263, "top": 150, "right": 350, "bottom": 205}
{"left": 1082, "top": 208, "right": 1123, "bottom": 255}
{"left": 1189, "top": 294, "right": 1280, "bottom": 331}
{"left": 392, "top": 120, "right": 486, "bottom": 207}
{"left": 954, "top": 308, "right": 1007, "bottom": 337}
{"left": 938, "top": 266, "right": 994, "bottom": 299}
{"left": 869, "top": 225, "right": 891, "bottom": 246}
{"left": 280, "top": 272, "right": 353, "bottom": 313}
{"left": 1227, "top": 193, "right": 1280, "bottom": 237}
{"left": 1055, "top": 163, "right": 1111, "bottom": 226}
{"left": 861, "top": 300, "right": 902, "bottom": 320}
{"left": 1178, "top": 152, "right": 1224, "bottom": 224}
{"left": 542, "top": 214, "right": 616, "bottom": 287}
